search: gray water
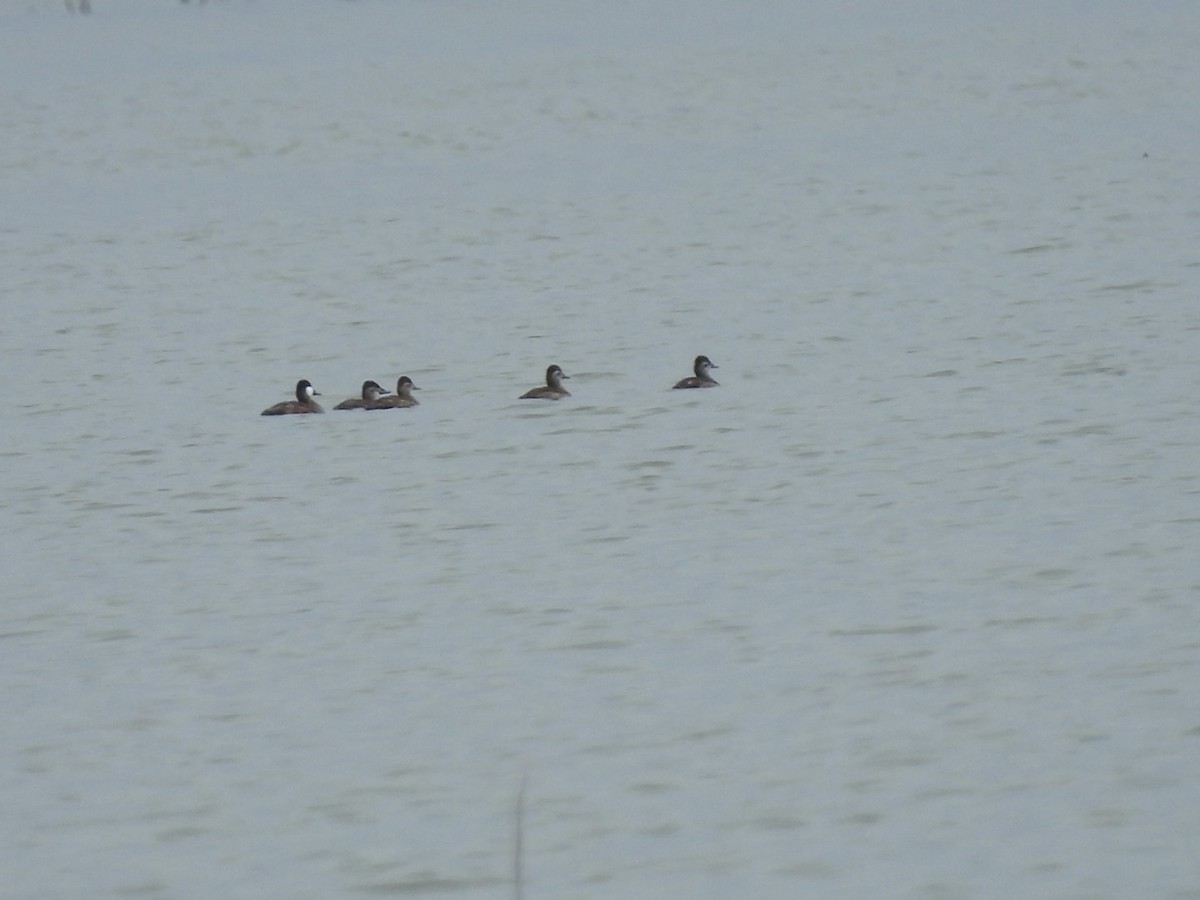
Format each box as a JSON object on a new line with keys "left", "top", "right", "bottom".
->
{"left": 3, "top": 1, "right": 1200, "bottom": 897}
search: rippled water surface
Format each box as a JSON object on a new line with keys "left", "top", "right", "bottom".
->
{"left": 3, "top": 1, "right": 1200, "bottom": 898}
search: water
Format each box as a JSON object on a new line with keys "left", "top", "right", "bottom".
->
{"left": 3, "top": 1, "right": 1200, "bottom": 897}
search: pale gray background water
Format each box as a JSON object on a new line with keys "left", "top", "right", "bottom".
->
{"left": 3, "top": 1, "right": 1199, "bottom": 898}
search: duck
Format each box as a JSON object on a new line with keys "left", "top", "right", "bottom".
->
{"left": 334, "top": 380, "right": 391, "bottom": 410}
{"left": 672, "top": 355, "right": 719, "bottom": 389}
{"left": 373, "top": 376, "right": 421, "bottom": 409}
{"left": 519, "top": 364, "right": 571, "bottom": 400}
{"left": 261, "top": 379, "right": 323, "bottom": 415}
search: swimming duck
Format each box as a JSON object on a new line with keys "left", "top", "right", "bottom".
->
{"left": 373, "top": 376, "right": 421, "bottom": 409}
{"left": 672, "top": 355, "right": 719, "bottom": 389}
{"left": 334, "top": 380, "right": 391, "bottom": 410}
{"left": 519, "top": 364, "right": 571, "bottom": 400}
{"left": 261, "top": 379, "right": 324, "bottom": 415}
